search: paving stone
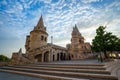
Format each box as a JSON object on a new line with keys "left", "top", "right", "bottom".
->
{"left": 0, "top": 72, "right": 46, "bottom": 80}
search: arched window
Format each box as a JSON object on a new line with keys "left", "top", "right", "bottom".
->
{"left": 79, "top": 39, "right": 81, "bottom": 43}
{"left": 45, "top": 37, "right": 47, "bottom": 41}
{"left": 41, "top": 36, "right": 44, "bottom": 40}
{"left": 71, "top": 55, "right": 74, "bottom": 58}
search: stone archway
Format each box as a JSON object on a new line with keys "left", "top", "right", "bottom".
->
{"left": 63, "top": 53, "right": 66, "bottom": 60}
{"left": 60, "top": 53, "right": 64, "bottom": 60}
{"left": 57, "top": 53, "right": 59, "bottom": 61}
{"left": 44, "top": 51, "right": 49, "bottom": 62}
{"left": 35, "top": 54, "right": 42, "bottom": 62}
{"left": 53, "top": 55, "right": 55, "bottom": 61}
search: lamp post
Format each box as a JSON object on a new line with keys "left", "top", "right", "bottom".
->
{"left": 51, "top": 36, "right": 53, "bottom": 44}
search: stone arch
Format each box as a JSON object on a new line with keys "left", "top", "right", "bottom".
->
{"left": 71, "top": 54, "right": 74, "bottom": 59}
{"left": 35, "top": 54, "right": 42, "bottom": 62}
{"left": 60, "top": 52, "right": 64, "bottom": 60}
{"left": 63, "top": 53, "right": 66, "bottom": 60}
{"left": 57, "top": 53, "right": 59, "bottom": 61}
{"left": 68, "top": 53, "right": 71, "bottom": 60}
{"left": 44, "top": 51, "right": 49, "bottom": 62}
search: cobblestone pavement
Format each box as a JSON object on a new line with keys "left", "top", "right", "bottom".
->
{"left": 0, "top": 72, "right": 46, "bottom": 80}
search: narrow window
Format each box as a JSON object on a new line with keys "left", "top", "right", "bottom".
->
{"left": 71, "top": 55, "right": 74, "bottom": 58}
{"left": 45, "top": 37, "right": 46, "bottom": 41}
{"left": 41, "top": 36, "right": 44, "bottom": 40}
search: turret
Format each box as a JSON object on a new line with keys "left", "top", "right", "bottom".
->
{"left": 29, "top": 15, "right": 48, "bottom": 50}
{"left": 71, "top": 24, "right": 84, "bottom": 44}
{"left": 72, "top": 24, "right": 81, "bottom": 37}
{"left": 34, "top": 15, "right": 46, "bottom": 31}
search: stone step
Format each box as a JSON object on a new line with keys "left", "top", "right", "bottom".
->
{"left": 11, "top": 66, "right": 110, "bottom": 74}
{"left": 31, "top": 63, "right": 105, "bottom": 66}
{"left": 1, "top": 67, "right": 118, "bottom": 80}
{"left": 16, "top": 65, "right": 106, "bottom": 70}
{"left": 0, "top": 69, "right": 87, "bottom": 80}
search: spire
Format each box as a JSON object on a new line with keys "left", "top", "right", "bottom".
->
{"left": 74, "top": 24, "right": 79, "bottom": 33}
{"left": 75, "top": 24, "right": 77, "bottom": 27}
{"left": 34, "top": 15, "right": 46, "bottom": 31}
{"left": 72, "top": 24, "right": 81, "bottom": 36}
{"left": 18, "top": 48, "right": 22, "bottom": 53}
{"left": 73, "top": 24, "right": 79, "bottom": 33}
{"left": 37, "top": 15, "right": 44, "bottom": 28}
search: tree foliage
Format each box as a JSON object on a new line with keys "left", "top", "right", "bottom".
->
{"left": 0, "top": 55, "right": 10, "bottom": 62}
{"left": 92, "top": 26, "right": 120, "bottom": 58}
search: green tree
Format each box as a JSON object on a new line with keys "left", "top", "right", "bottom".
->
{"left": 92, "top": 26, "right": 107, "bottom": 58}
{"left": 105, "top": 32, "right": 119, "bottom": 52}
{"left": 92, "top": 26, "right": 120, "bottom": 58}
{"left": 115, "top": 38, "right": 120, "bottom": 51}
{"left": 0, "top": 55, "right": 10, "bottom": 62}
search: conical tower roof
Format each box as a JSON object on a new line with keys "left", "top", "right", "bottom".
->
{"left": 72, "top": 24, "right": 81, "bottom": 36}
{"left": 37, "top": 15, "right": 44, "bottom": 28}
{"left": 34, "top": 15, "right": 46, "bottom": 31}
{"left": 74, "top": 24, "right": 79, "bottom": 33}
{"left": 18, "top": 48, "right": 22, "bottom": 53}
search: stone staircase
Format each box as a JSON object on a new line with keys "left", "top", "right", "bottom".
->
{"left": 0, "top": 63, "right": 118, "bottom": 80}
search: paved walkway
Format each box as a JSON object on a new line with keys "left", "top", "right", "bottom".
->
{"left": 117, "top": 69, "right": 120, "bottom": 80}
{"left": 115, "top": 60, "right": 120, "bottom": 80}
{"left": 0, "top": 72, "right": 46, "bottom": 80}
{"left": 106, "top": 59, "right": 120, "bottom": 80}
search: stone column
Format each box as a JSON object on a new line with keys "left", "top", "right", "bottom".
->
{"left": 57, "top": 53, "right": 60, "bottom": 61}
{"left": 42, "top": 54, "right": 44, "bottom": 62}
{"left": 59, "top": 53, "right": 61, "bottom": 61}
{"left": 48, "top": 50, "right": 51, "bottom": 62}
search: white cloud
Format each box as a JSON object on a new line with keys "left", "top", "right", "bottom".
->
{"left": 0, "top": 0, "right": 120, "bottom": 57}
{"left": 1, "top": 0, "right": 7, "bottom": 5}
{"left": 81, "top": 0, "right": 101, "bottom": 3}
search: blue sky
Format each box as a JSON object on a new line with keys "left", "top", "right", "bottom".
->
{"left": 0, "top": 0, "right": 120, "bottom": 58}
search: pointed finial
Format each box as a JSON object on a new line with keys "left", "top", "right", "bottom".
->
{"left": 72, "top": 24, "right": 81, "bottom": 36}
{"left": 75, "top": 24, "right": 77, "bottom": 28}
{"left": 74, "top": 24, "right": 79, "bottom": 32}
{"left": 18, "top": 48, "right": 22, "bottom": 53}
{"left": 51, "top": 36, "right": 53, "bottom": 44}
{"left": 36, "top": 15, "right": 44, "bottom": 28}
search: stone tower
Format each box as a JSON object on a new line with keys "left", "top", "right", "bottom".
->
{"left": 71, "top": 24, "right": 84, "bottom": 45}
{"left": 25, "top": 15, "right": 48, "bottom": 51}
{"left": 67, "top": 24, "right": 91, "bottom": 60}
